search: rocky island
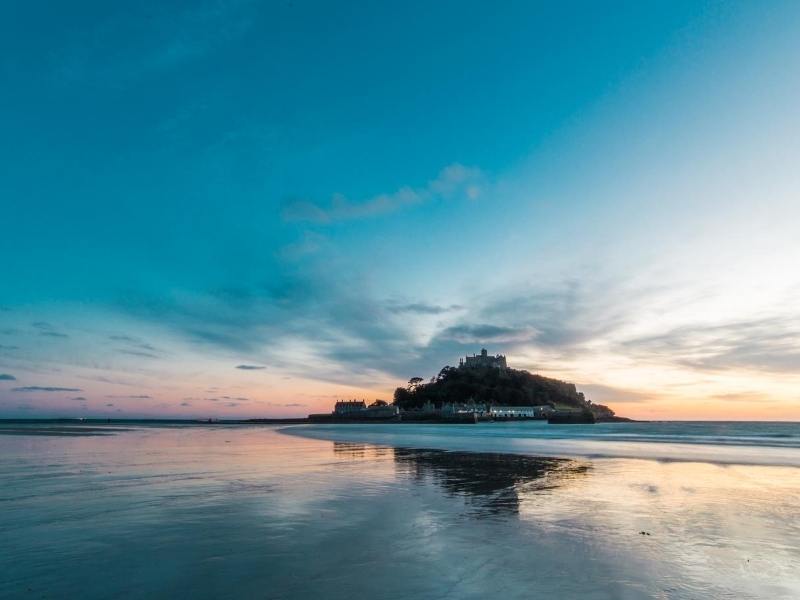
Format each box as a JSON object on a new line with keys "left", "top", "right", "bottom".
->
{"left": 309, "top": 349, "right": 628, "bottom": 424}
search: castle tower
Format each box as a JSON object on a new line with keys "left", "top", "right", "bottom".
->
{"left": 460, "top": 348, "right": 507, "bottom": 370}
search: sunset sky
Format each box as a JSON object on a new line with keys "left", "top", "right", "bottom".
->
{"left": 2, "top": 1, "right": 799, "bottom": 420}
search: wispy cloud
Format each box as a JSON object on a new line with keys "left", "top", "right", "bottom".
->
{"left": 577, "top": 384, "right": 651, "bottom": 404}
{"left": 32, "top": 321, "right": 69, "bottom": 338}
{"left": 110, "top": 335, "right": 157, "bottom": 350}
{"left": 0, "top": 374, "right": 16, "bottom": 381}
{"left": 620, "top": 317, "right": 800, "bottom": 373}
{"left": 235, "top": 364, "right": 265, "bottom": 370}
{"left": 117, "top": 349, "right": 160, "bottom": 359}
{"left": 710, "top": 392, "right": 773, "bottom": 403}
{"left": 113, "top": 258, "right": 800, "bottom": 413}
{"left": 282, "top": 164, "right": 484, "bottom": 223}
{"left": 13, "top": 386, "right": 82, "bottom": 392}
{"left": 54, "top": 1, "right": 258, "bottom": 84}
{"left": 386, "top": 302, "right": 464, "bottom": 315}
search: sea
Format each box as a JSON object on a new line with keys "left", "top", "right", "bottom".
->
{"left": 1, "top": 420, "right": 799, "bottom": 599}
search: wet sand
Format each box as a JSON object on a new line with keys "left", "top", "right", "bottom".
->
{"left": 1, "top": 424, "right": 799, "bottom": 599}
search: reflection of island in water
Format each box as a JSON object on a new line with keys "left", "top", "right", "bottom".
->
{"left": 333, "top": 442, "right": 588, "bottom": 517}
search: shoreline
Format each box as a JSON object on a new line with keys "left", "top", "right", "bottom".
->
{"left": 278, "top": 422, "right": 800, "bottom": 468}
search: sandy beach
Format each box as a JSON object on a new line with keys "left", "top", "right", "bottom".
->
{"left": 2, "top": 423, "right": 799, "bottom": 599}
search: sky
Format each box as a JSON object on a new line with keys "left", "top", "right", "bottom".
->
{"left": 2, "top": 0, "right": 799, "bottom": 420}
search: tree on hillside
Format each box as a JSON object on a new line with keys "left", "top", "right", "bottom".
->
{"left": 406, "top": 377, "right": 424, "bottom": 392}
{"left": 391, "top": 364, "right": 613, "bottom": 418}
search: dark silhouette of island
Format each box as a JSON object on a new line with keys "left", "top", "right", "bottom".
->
{"left": 392, "top": 349, "right": 623, "bottom": 422}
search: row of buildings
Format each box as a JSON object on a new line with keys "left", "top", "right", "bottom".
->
{"left": 312, "top": 398, "right": 553, "bottom": 423}
{"left": 310, "top": 350, "right": 553, "bottom": 422}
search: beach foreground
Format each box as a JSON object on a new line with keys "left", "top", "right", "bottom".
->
{"left": 2, "top": 423, "right": 799, "bottom": 599}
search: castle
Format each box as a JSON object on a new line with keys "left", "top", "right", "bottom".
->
{"left": 459, "top": 348, "right": 507, "bottom": 370}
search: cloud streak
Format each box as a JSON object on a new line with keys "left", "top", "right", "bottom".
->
{"left": 13, "top": 386, "right": 82, "bottom": 392}
{"left": 386, "top": 302, "right": 464, "bottom": 315}
{"left": 282, "top": 164, "right": 484, "bottom": 223}
{"left": 620, "top": 317, "right": 800, "bottom": 373}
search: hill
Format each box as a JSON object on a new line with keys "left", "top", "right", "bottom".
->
{"left": 392, "top": 365, "right": 617, "bottom": 419}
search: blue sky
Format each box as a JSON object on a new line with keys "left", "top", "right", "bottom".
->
{"left": 2, "top": 1, "right": 800, "bottom": 419}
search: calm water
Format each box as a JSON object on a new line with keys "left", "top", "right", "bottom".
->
{"left": 1, "top": 422, "right": 799, "bottom": 599}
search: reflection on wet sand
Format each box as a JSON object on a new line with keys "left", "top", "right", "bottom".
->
{"left": 395, "top": 448, "right": 590, "bottom": 516}
{"left": 334, "top": 441, "right": 589, "bottom": 516}
{"left": 332, "top": 441, "right": 393, "bottom": 460}
{"left": 0, "top": 426, "right": 130, "bottom": 436}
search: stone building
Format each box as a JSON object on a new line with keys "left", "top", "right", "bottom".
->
{"left": 334, "top": 400, "right": 367, "bottom": 415}
{"left": 459, "top": 348, "right": 508, "bottom": 370}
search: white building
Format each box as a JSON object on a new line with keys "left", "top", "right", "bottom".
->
{"left": 490, "top": 405, "right": 552, "bottom": 418}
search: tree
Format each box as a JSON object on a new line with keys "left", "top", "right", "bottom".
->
{"left": 407, "top": 377, "right": 424, "bottom": 392}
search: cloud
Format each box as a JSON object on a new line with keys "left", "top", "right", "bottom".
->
{"left": 437, "top": 324, "right": 538, "bottom": 345}
{"left": 110, "top": 335, "right": 158, "bottom": 352}
{"left": 117, "top": 349, "right": 159, "bottom": 359}
{"left": 620, "top": 317, "right": 800, "bottom": 373}
{"left": 386, "top": 302, "right": 464, "bottom": 315}
{"left": 116, "top": 273, "right": 418, "bottom": 382}
{"left": 279, "top": 231, "right": 328, "bottom": 261}
{"left": 106, "top": 403, "right": 114, "bottom": 407}
{"left": 71, "top": 396, "right": 87, "bottom": 401}
{"left": 30, "top": 322, "right": 68, "bottom": 338}
{"left": 116, "top": 272, "right": 596, "bottom": 386}
{"left": 53, "top": 1, "right": 257, "bottom": 84}
{"left": 105, "top": 394, "right": 152, "bottom": 399}
{"left": 577, "top": 384, "right": 650, "bottom": 404}
{"left": 13, "top": 386, "right": 82, "bottom": 392}
{"left": 113, "top": 260, "right": 798, "bottom": 402}
{"left": 0, "top": 374, "right": 16, "bottom": 381}
{"left": 282, "top": 164, "right": 484, "bottom": 223}
{"left": 236, "top": 364, "right": 265, "bottom": 370}
{"left": 180, "top": 402, "right": 191, "bottom": 406}
{"left": 109, "top": 335, "right": 137, "bottom": 342}
{"left": 710, "top": 392, "right": 773, "bottom": 403}
{"left": 80, "top": 375, "right": 139, "bottom": 387}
